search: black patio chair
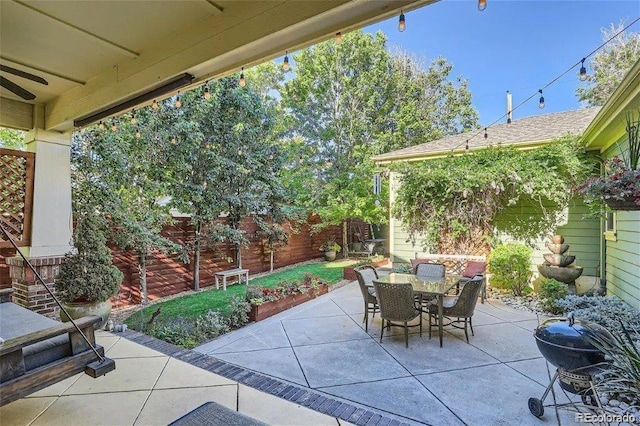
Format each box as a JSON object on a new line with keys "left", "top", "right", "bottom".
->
{"left": 428, "top": 276, "right": 484, "bottom": 343}
{"left": 354, "top": 265, "right": 379, "bottom": 332}
{"left": 372, "top": 280, "right": 422, "bottom": 348}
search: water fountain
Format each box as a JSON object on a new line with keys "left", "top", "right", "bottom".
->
{"left": 537, "top": 235, "right": 583, "bottom": 294}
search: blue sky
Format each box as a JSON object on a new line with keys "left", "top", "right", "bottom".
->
{"left": 364, "top": 0, "right": 640, "bottom": 126}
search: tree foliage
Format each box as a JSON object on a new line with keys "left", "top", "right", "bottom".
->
{"left": 72, "top": 112, "right": 179, "bottom": 303}
{"left": 392, "top": 138, "right": 597, "bottom": 251}
{"left": 166, "top": 77, "right": 288, "bottom": 287}
{"left": 577, "top": 23, "right": 640, "bottom": 106}
{"left": 0, "top": 127, "right": 24, "bottom": 150}
{"left": 281, "top": 31, "right": 477, "bottom": 254}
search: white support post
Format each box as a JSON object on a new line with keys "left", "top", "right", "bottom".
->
{"left": 23, "top": 128, "right": 73, "bottom": 258}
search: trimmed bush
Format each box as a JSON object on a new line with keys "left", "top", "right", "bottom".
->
{"left": 489, "top": 243, "right": 533, "bottom": 296}
{"left": 539, "top": 278, "right": 569, "bottom": 315}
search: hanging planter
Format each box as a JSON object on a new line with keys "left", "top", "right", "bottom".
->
{"left": 604, "top": 197, "right": 640, "bottom": 211}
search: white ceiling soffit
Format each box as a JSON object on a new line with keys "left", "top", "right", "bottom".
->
{"left": 0, "top": 0, "right": 435, "bottom": 132}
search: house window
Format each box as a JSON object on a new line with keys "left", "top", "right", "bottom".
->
{"left": 604, "top": 211, "right": 617, "bottom": 241}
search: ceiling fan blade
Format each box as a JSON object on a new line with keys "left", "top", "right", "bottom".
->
{"left": 0, "top": 65, "right": 48, "bottom": 85}
{"left": 0, "top": 76, "right": 36, "bottom": 100}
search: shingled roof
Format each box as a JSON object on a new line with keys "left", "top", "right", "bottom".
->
{"left": 373, "top": 107, "right": 601, "bottom": 163}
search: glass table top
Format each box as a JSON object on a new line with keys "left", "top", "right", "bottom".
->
{"left": 375, "top": 273, "right": 460, "bottom": 295}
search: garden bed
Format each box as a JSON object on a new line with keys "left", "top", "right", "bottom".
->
{"left": 249, "top": 283, "right": 328, "bottom": 321}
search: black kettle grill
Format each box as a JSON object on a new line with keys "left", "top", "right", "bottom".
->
{"left": 528, "top": 313, "right": 612, "bottom": 418}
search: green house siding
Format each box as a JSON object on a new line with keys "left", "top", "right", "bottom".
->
{"left": 495, "top": 198, "right": 600, "bottom": 279}
{"left": 601, "top": 141, "right": 640, "bottom": 309}
{"left": 390, "top": 198, "right": 600, "bottom": 279}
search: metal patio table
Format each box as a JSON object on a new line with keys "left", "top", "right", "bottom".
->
{"left": 373, "top": 273, "right": 460, "bottom": 347}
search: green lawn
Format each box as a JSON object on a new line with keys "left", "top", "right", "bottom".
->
{"left": 125, "top": 260, "right": 356, "bottom": 326}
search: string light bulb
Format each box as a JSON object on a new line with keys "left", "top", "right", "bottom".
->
{"left": 111, "top": 120, "right": 118, "bottom": 131}
{"left": 175, "top": 92, "right": 182, "bottom": 108}
{"left": 484, "top": 128, "right": 488, "bottom": 139}
{"left": 130, "top": 109, "right": 137, "bottom": 124}
{"left": 172, "top": 136, "right": 177, "bottom": 144}
{"left": 152, "top": 100, "right": 159, "bottom": 110}
{"left": 478, "top": 0, "right": 487, "bottom": 11}
{"left": 239, "top": 67, "right": 246, "bottom": 87}
{"left": 579, "top": 58, "right": 587, "bottom": 81}
{"left": 135, "top": 127, "right": 141, "bottom": 138}
{"left": 203, "top": 83, "right": 211, "bottom": 100}
{"left": 335, "top": 32, "right": 342, "bottom": 45}
{"left": 98, "top": 120, "right": 105, "bottom": 130}
{"left": 283, "top": 51, "right": 290, "bottom": 71}
{"left": 237, "top": 148, "right": 243, "bottom": 156}
{"left": 538, "top": 89, "right": 545, "bottom": 109}
{"left": 398, "top": 11, "right": 406, "bottom": 32}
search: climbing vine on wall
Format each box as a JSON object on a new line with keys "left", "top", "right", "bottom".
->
{"left": 392, "top": 137, "right": 597, "bottom": 251}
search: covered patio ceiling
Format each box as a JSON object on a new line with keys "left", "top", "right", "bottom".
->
{"left": 0, "top": 0, "right": 435, "bottom": 133}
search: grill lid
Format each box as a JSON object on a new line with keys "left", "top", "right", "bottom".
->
{"left": 534, "top": 313, "right": 611, "bottom": 351}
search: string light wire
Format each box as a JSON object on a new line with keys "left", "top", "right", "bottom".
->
{"left": 449, "top": 16, "right": 640, "bottom": 154}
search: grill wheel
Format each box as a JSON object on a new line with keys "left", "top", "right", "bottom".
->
{"left": 528, "top": 397, "right": 544, "bottom": 418}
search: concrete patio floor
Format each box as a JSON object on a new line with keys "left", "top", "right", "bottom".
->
{"left": 1, "top": 277, "right": 594, "bottom": 426}
{"left": 195, "top": 280, "right": 589, "bottom": 426}
{"left": 0, "top": 331, "right": 347, "bottom": 426}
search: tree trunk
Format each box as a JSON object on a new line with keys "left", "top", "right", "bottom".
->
{"left": 237, "top": 243, "right": 242, "bottom": 268}
{"left": 193, "top": 220, "right": 201, "bottom": 291}
{"left": 270, "top": 248, "right": 274, "bottom": 273}
{"left": 342, "top": 220, "right": 349, "bottom": 259}
{"left": 139, "top": 253, "right": 148, "bottom": 305}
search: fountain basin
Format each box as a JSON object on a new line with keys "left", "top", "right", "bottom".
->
{"left": 543, "top": 254, "right": 575, "bottom": 267}
{"left": 546, "top": 243, "right": 570, "bottom": 255}
{"left": 537, "top": 264, "right": 583, "bottom": 283}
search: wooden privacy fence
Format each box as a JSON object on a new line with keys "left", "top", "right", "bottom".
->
{"left": 112, "top": 215, "right": 349, "bottom": 307}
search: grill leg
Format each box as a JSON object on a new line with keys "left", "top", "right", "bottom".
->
{"left": 539, "top": 370, "right": 559, "bottom": 404}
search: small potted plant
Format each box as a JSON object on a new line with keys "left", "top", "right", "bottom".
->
{"left": 319, "top": 238, "right": 341, "bottom": 261}
{"left": 55, "top": 214, "right": 123, "bottom": 329}
{"left": 575, "top": 110, "right": 640, "bottom": 211}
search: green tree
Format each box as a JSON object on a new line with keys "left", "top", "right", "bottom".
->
{"left": 282, "top": 31, "right": 478, "bottom": 256}
{"left": 382, "top": 51, "right": 478, "bottom": 151}
{"left": 577, "top": 23, "right": 640, "bottom": 106}
{"left": 71, "top": 111, "right": 178, "bottom": 304}
{"left": 167, "top": 77, "right": 288, "bottom": 290}
{"left": 0, "top": 127, "right": 24, "bottom": 150}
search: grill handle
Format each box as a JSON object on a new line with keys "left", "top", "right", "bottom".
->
{"left": 567, "top": 312, "right": 575, "bottom": 326}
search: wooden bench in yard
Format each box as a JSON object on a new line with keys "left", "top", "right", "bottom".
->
{"left": 214, "top": 268, "right": 249, "bottom": 291}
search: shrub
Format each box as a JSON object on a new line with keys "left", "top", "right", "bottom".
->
{"left": 393, "top": 263, "right": 413, "bottom": 274}
{"left": 225, "top": 295, "right": 250, "bottom": 329}
{"left": 539, "top": 278, "right": 569, "bottom": 315}
{"left": 55, "top": 214, "right": 123, "bottom": 302}
{"left": 145, "top": 310, "right": 230, "bottom": 348}
{"left": 555, "top": 294, "right": 640, "bottom": 335}
{"left": 488, "top": 243, "right": 533, "bottom": 296}
{"left": 245, "top": 274, "right": 324, "bottom": 305}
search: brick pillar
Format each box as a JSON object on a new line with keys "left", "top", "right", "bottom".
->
{"left": 7, "top": 255, "right": 63, "bottom": 318}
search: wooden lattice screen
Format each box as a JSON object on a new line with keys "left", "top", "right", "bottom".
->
{"left": 0, "top": 148, "right": 35, "bottom": 248}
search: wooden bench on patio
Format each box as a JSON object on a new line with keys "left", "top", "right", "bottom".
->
{"left": 214, "top": 268, "right": 249, "bottom": 291}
